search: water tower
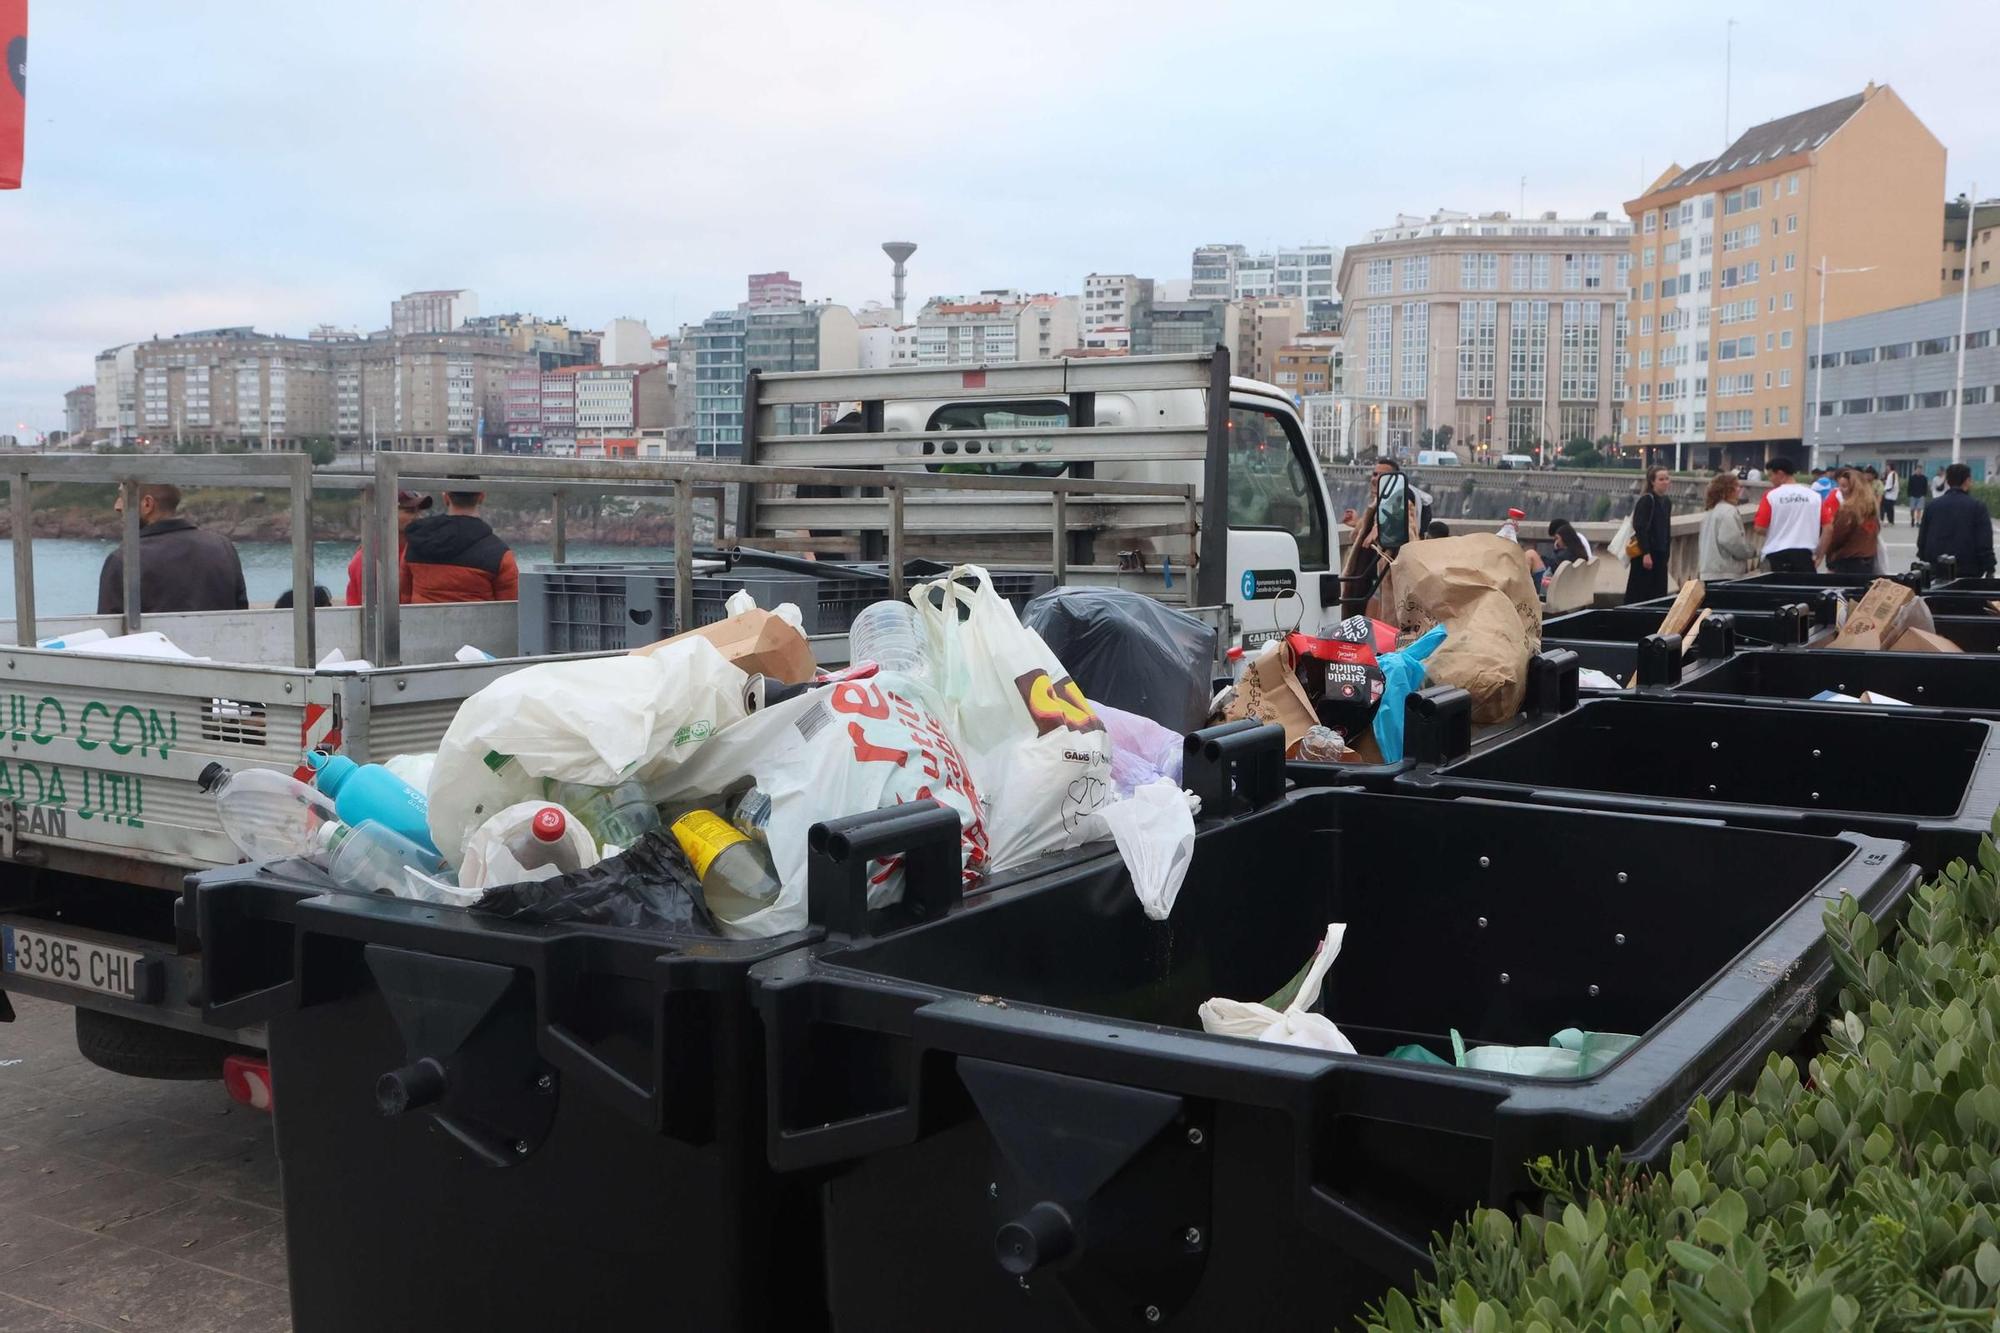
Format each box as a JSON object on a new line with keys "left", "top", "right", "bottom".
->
{"left": 882, "top": 242, "right": 917, "bottom": 323}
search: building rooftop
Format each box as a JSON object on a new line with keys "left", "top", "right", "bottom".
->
{"left": 1659, "top": 89, "right": 1869, "bottom": 191}
{"left": 1360, "top": 210, "right": 1628, "bottom": 243}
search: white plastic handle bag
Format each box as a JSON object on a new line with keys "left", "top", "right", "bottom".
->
{"left": 1098, "top": 779, "right": 1197, "bottom": 921}
{"left": 1198, "top": 923, "right": 1356, "bottom": 1054}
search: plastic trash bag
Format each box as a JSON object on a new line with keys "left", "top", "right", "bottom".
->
{"left": 382, "top": 752, "right": 436, "bottom": 794}
{"left": 1096, "top": 703, "right": 1184, "bottom": 796}
{"left": 1099, "top": 779, "right": 1197, "bottom": 921}
{"left": 1198, "top": 923, "right": 1357, "bottom": 1053}
{"left": 648, "top": 670, "right": 989, "bottom": 938}
{"left": 911, "top": 566, "right": 1114, "bottom": 870}
{"left": 1022, "top": 587, "right": 1217, "bottom": 732}
{"left": 459, "top": 801, "right": 603, "bottom": 890}
{"left": 471, "top": 830, "right": 717, "bottom": 933}
{"left": 1451, "top": 1027, "right": 1640, "bottom": 1078}
{"left": 426, "top": 636, "right": 747, "bottom": 859}
{"left": 1372, "top": 624, "right": 1447, "bottom": 762}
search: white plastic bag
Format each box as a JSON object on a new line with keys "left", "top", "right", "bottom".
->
{"left": 427, "top": 637, "right": 747, "bottom": 859}
{"left": 383, "top": 752, "right": 436, "bottom": 793}
{"left": 1099, "top": 779, "right": 1197, "bottom": 921}
{"left": 650, "top": 670, "right": 989, "bottom": 937}
{"left": 459, "top": 802, "right": 602, "bottom": 890}
{"left": 1609, "top": 511, "right": 1636, "bottom": 569}
{"left": 909, "top": 566, "right": 1114, "bottom": 870}
{"left": 1097, "top": 703, "right": 1184, "bottom": 797}
{"left": 1198, "top": 923, "right": 1356, "bottom": 1053}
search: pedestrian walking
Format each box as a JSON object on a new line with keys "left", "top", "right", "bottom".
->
{"left": 1909, "top": 468, "right": 1928, "bottom": 526}
{"left": 96, "top": 484, "right": 249, "bottom": 615}
{"left": 1881, "top": 467, "right": 1898, "bottom": 526}
{"left": 1917, "top": 463, "right": 1997, "bottom": 577}
{"left": 1815, "top": 469, "right": 1881, "bottom": 574}
{"left": 1698, "top": 472, "right": 1756, "bottom": 581}
{"left": 1754, "top": 457, "right": 1823, "bottom": 574}
{"left": 1623, "top": 467, "right": 1672, "bottom": 603}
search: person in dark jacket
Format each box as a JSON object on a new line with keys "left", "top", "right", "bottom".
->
{"left": 1623, "top": 466, "right": 1673, "bottom": 603}
{"left": 96, "top": 485, "right": 249, "bottom": 615}
{"left": 1917, "top": 463, "right": 1997, "bottom": 576}
{"left": 403, "top": 491, "right": 520, "bottom": 603}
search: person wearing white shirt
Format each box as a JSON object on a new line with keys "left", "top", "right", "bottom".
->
{"left": 1754, "top": 457, "right": 1823, "bottom": 574}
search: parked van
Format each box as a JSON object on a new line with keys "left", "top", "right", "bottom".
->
{"left": 1416, "top": 449, "right": 1461, "bottom": 467}
{"left": 1498, "top": 453, "right": 1537, "bottom": 469}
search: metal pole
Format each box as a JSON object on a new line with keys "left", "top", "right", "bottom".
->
{"left": 375, "top": 455, "right": 403, "bottom": 666}
{"left": 1050, "top": 489, "right": 1068, "bottom": 587}
{"left": 1195, "top": 346, "right": 1233, "bottom": 608}
{"left": 672, "top": 478, "right": 693, "bottom": 633}
{"left": 1811, "top": 256, "right": 1827, "bottom": 472}
{"left": 1950, "top": 184, "right": 1978, "bottom": 465}
{"left": 289, "top": 454, "right": 315, "bottom": 667}
{"left": 551, "top": 490, "right": 568, "bottom": 565}
{"left": 887, "top": 483, "right": 905, "bottom": 602}
{"left": 358, "top": 482, "right": 377, "bottom": 664}
{"left": 11, "top": 470, "right": 35, "bottom": 645}
{"left": 120, "top": 479, "right": 142, "bottom": 635}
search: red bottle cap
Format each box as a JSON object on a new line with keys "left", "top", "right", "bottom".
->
{"left": 531, "top": 808, "right": 567, "bottom": 842}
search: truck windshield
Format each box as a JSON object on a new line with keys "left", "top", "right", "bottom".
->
{"left": 1226, "top": 404, "right": 1328, "bottom": 570}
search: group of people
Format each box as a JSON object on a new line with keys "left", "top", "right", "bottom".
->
{"left": 1343, "top": 457, "right": 1597, "bottom": 600}
{"left": 96, "top": 486, "right": 519, "bottom": 616}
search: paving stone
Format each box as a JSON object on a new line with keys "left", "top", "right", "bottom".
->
{"left": 101, "top": 1194, "right": 281, "bottom": 1262}
{"left": 0, "top": 1238, "right": 290, "bottom": 1333}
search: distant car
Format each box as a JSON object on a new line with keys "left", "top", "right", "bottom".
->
{"left": 1497, "top": 453, "right": 1536, "bottom": 469}
{"left": 1416, "top": 449, "right": 1461, "bottom": 467}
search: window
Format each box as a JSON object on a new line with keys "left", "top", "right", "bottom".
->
{"left": 1698, "top": 270, "right": 1713, "bottom": 291}
{"left": 1639, "top": 315, "right": 1652, "bottom": 334}
{"left": 1699, "top": 232, "right": 1713, "bottom": 257}
{"left": 1964, "top": 386, "right": 1989, "bottom": 406}
{"left": 1643, "top": 211, "right": 1657, "bottom": 233}
{"left": 1880, "top": 342, "right": 1912, "bottom": 361}
{"left": 1843, "top": 398, "right": 1874, "bottom": 415}
{"left": 1679, "top": 238, "right": 1693, "bottom": 261}
{"left": 1783, "top": 292, "right": 1795, "bottom": 311}
{"left": 1638, "top": 383, "right": 1652, "bottom": 402}
{"left": 1506, "top": 300, "right": 1549, "bottom": 401}
{"left": 1642, "top": 281, "right": 1654, "bottom": 301}
{"left": 1744, "top": 261, "right": 1759, "bottom": 283}
{"left": 1766, "top": 333, "right": 1775, "bottom": 351}
{"left": 1643, "top": 246, "right": 1656, "bottom": 268}
{"left": 1680, "top": 202, "right": 1695, "bottom": 226}
{"left": 1227, "top": 405, "right": 1327, "bottom": 570}
{"left": 1746, "top": 186, "right": 1762, "bottom": 209}
{"left": 1457, "top": 300, "right": 1497, "bottom": 398}
{"left": 1363, "top": 306, "right": 1391, "bottom": 395}
{"left": 1779, "top": 369, "right": 1790, "bottom": 387}
{"left": 1968, "top": 330, "right": 1994, "bottom": 351}
{"left": 1844, "top": 347, "right": 1875, "bottom": 366}
{"left": 1917, "top": 336, "right": 1954, "bottom": 356}
{"left": 1723, "top": 228, "right": 1742, "bottom": 253}
{"left": 1399, "top": 302, "right": 1429, "bottom": 397}
{"left": 1764, "top": 372, "right": 1773, "bottom": 389}
{"left": 1402, "top": 255, "right": 1430, "bottom": 292}
{"left": 1702, "top": 198, "right": 1716, "bottom": 219}
{"left": 1877, "top": 394, "right": 1910, "bottom": 412}
{"left": 1562, "top": 252, "right": 1604, "bottom": 290}
{"left": 1778, "top": 406, "right": 1790, "bottom": 424}
{"left": 1788, "top": 174, "right": 1799, "bottom": 195}
{"left": 1724, "top": 191, "right": 1743, "bottom": 216}
{"left": 1508, "top": 403, "right": 1543, "bottom": 451}
{"left": 1915, "top": 390, "right": 1951, "bottom": 409}
{"left": 1368, "top": 259, "right": 1392, "bottom": 294}
{"left": 1480, "top": 253, "right": 1499, "bottom": 289}
{"left": 1559, "top": 301, "right": 1601, "bottom": 400}
{"left": 1508, "top": 252, "right": 1547, "bottom": 291}
{"left": 1638, "top": 348, "right": 1652, "bottom": 369}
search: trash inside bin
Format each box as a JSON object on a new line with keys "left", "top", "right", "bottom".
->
{"left": 1403, "top": 694, "right": 2000, "bottom": 874}
{"left": 1544, "top": 605, "right": 1826, "bottom": 648}
{"left": 749, "top": 747, "right": 1914, "bottom": 1331}
{"left": 1669, "top": 647, "right": 2000, "bottom": 718}
{"left": 1022, "top": 586, "right": 1218, "bottom": 732}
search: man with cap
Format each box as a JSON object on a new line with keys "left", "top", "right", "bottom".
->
{"left": 343, "top": 490, "right": 429, "bottom": 606}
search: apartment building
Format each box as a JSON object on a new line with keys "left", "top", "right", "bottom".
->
{"left": 1238, "top": 297, "right": 1306, "bottom": 384}
{"left": 686, "top": 300, "right": 860, "bottom": 457}
{"left": 390, "top": 289, "right": 477, "bottom": 337}
{"left": 64, "top": 385, "right": 96, "bottom": 439}
{"left": 460, "top": 313, "right": 597, "bottom": 370}
{"left": 576, "top": 364, "right": 673, "bottom": 436}
{"left": 539, "top": 366, "right": 580, "bottom": 443}
{"left": 1804, "top": 284, "right": 2000, "bottom": 478}
{"left": 1188, "top": 244, "right": 1340, "bottom": 302}
{"left": 600, "top": 317, "right": 662, "bottom": 367}
{"left": 1127, "top": 296, "right": 1239, "bottom": 358}
{"left": 747, "top": 272, "right": 803, "bottom": 307}
{"left": 913, "top": 292, "right": 1078, "bottom": 367}
{"left": 1621, "top": 84, "right": 1946, "bottom": 468}
{"left": 503, "top": 367, "right": 543, "bottom": 447}
{"left": 1080, "top": 273, "right": 1151, "bottom": 351}
{"left": 93, "top": 343, "right": 136, "bottom": 442}
{"left": 1942, "top": 197, "right": 2000, "bottom": 296}
{"left": 1337, "top": 209, "right": 1632, "bottom": 459}
{"left": 857, "top": 324, "right": 919, "bottom": 368}
{"left": 1271, "top": 343, "right": 1334, "bottom": 400}
{"left": 133, "top": 328, "right": 336, "bottom": 449}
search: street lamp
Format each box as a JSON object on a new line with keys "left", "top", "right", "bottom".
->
{"left": 1810, "top": 257, "right": 1877, "bottom": 472}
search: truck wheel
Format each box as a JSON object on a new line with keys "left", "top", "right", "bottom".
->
{"left": 73, "top": 1009, "right": 247, "bottom": 1081}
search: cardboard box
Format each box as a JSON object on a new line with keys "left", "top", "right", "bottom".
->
{"left": 1887, "top": 627, "right": 1966, "bottom": 654}
{"left": 1829, "top": 579, "right": 1918, "bottom": 652}
{"left": 630, "top": 609, "right": 816, "bottom": 683}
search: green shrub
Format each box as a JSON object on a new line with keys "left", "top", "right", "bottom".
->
{"left": 1969, "top": 482, "right": 2000, "bottom": 517}
{"left": 1369, "top": 813, "right": 2000, "bottom": 1332}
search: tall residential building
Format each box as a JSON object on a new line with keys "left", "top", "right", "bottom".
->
{"left": 1271, "top": 343, "right": 1334, "bottom": 401}
{"left": 1238, "top": 297, "right": 1307, "bottom": 384}
{"left": 540, "top": 367, "right": 580, "bottom": 442}
{"left": 748, "top": 272, "right": 803, "bottom": 307}
{"left": 1337, "top": 209, "right": 1632, "bottom": 459}
{"left": 390, "top": 289, "right": 478, "bottom": 337}
{"left": 1621, "top": 84, "right": 1946, "bottom": 467}
{"left": 686, "top": 302, "right": 859, "bottom": 457}
{"left": 858, "top": 324, "right": 919, "bottom": 368}
{"left": 461, "top": 313, "right": 596, "bottom": 369}
{"left": 1943, "top": 197, "right": 2000, "bottom": 296}
{"left": 1189, "top": 244, "right": 1340, "bottom": 302}
{"left": 93, "top": 343, "right": 137, "bottom": 442}
{"left": 64, "top": 385, "right": 96, "bottom": 439}
{"left": 1274, "top": 247, "right": 1341, "bottom": 302}
{"left": 1080, "top": 274, "right": 1151, "bottom": 352}
{"left": 503, "top": 367, "right": 543, "bottom": 447}
{"left": 345, "top": 331, "right": 525, "bottom": 451}
{"left": 600, "top": 317, "right": 662, "bottom": 366}
{"left": 134, "top": 328, "right": 336, "bottom": 449}
{"left": 1128, "top": 295, "right": 1240, "bottom": 358}
{"left": 576, "top": 364, "right": 674, "bottom": 437}
{"left": 1190, "top": 245, "right": 1245, "bottom": 301}
{"left": 913, "top": 292, "right": 1079, "bottom": 366}
{"left": 690, "top": 309, "right": 747, "bottom": 457}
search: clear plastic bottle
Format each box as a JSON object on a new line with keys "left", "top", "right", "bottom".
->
{"left": 199, "top": 762, "right": 339, "bottom": 861}
{"left": 505, "top": 807, "right": 590, "bottom": 876}
{"left": 728, "top": 787, "right": 773, "bottom": 844}
{"left": 318, "top": 820, "right": 454, "bottom": 897}
{"left": 848, "top": 600, "right": 928, "bottom": 677}
{"left": 302, "top": 752, "right": 437, "bottom": 856}
{"left": 544, "top": 780, "right": 662, "bottom": 851}
{"left": 662, "top": 801, "right": 783, "bottom": 924}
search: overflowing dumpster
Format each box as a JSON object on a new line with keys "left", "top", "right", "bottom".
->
{"left": 749, "top": 749, "right": 1915, "bottom": 1330}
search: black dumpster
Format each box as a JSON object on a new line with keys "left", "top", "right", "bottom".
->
{"left": 1403, "top": 695, "right": 2000, "bottom": 874}
{"left": 751, "top": 743, "right": 1915, "bottom": 1330}
{"left": 1632, "top": 585, "right": 1850, "bottom": 620}
{"left": 1727, "top": 568, "right": 1929, "bottom": 590}
{"left": 1933, "top": 576, "right": 2000, "bottom": 595}
{"left": 1918, "top": 617, "right": 2000, "bottom": 652}
{"left": 1918, "top": 590, "right": 2000, "bottom": 617}
{"left": 1544, "top": 604, "right": 1823, "bottom": 647}
{"left": 1670, "top": 646, "right": 2000, "bottom": 716}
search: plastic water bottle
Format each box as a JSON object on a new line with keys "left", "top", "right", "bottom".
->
{"left": 317, "top": 820, "right": 454, "bottom": 897}
{"left": 303, "top": 752, "right": 437, "bottom": 856}
{"left": 663, "top": 802, "right": 783, "bottom": 924}
{"left": 544, "top": 780, "right": 661, "bottom": 851}
{"left": 728, "top": 787, "right": 772, "bottom": 844}
{"left": 849, "top": 601, "right": 927, "bottom": 677}
{"left": 199, "top": 764, "right": 340, "bottom": 861}
{"left": 504, "top": 807, "right": 590, "bottom": 876}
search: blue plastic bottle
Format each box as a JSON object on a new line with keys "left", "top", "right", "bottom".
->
{"left": 304, "top": 752, "right": 438, "bottom": 857}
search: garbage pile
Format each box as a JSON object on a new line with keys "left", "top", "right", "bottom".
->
{"left": 203, "top": 569, "right": 1229, "bottom": 938}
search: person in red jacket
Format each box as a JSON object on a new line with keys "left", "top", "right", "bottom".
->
{"left": 403, "top": 490, "right": 520, "bottom": 603}
{"left": 343, "top": 490, "right": 429, "bottom": 606}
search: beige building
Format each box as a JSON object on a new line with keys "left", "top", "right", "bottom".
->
{"left": 391, "top": 289, "right": 477, "bottom": 337}
{"left": 1337, "top": 209, "right": 1632, "bottom": 459}
{"left": 913, "top": 292, "right": 1079, "bottom": 365}
{"left": 1942, "top": 197, "right": 2000, "bottom": 296}
{"left": 1237, "top": 297, "right": 1306, "bottom": 384}
{"left": 134, "top": 328, "right": 336, "bottom": 449}
{"left": 1621, "top": 84, "right": 1946, "bottom": 468}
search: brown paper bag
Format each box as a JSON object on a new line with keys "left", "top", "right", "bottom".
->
{"left": 1223, "top": 641, "right": 1319, "bottom": 752}
{"left": 630, "top": 609, "right": 816, "bottom": 683}
{"left": 1378, "top": 535, "right": 1542, "bottom": 724}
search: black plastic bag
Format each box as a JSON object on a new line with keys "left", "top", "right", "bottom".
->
{"left": 1022, "top": 587, "right": 1217, "bottom": 732}
{"left": 470, "top": 830, "right": 721, "bottom": 934}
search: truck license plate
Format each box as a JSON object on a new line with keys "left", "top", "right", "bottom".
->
{"left": 2, "top": 924, "right": 144, "bottom": 1000}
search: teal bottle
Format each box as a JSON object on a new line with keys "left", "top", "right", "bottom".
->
{"left": 304, "top": 752, "right": 438, "bottom": 857}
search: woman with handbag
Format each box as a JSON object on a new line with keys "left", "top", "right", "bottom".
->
{"left": 1623, "top": 467, "right": 1673, "bottom": 603}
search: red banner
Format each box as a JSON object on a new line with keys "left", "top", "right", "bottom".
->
{"left": 0, "top": 0, "right": 23, "bottom": 189}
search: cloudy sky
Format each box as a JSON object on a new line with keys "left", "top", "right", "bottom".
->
{"left": 2, "top": 0, "right": 1994, "bottom": 435}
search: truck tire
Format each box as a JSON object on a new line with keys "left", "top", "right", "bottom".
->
{"left": 73, "top": 1009, "right": 246, "bottom": 1081}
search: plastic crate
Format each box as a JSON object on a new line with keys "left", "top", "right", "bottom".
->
{"left": 518, "top": 565, "right": 825, "bottom": 654}
{"left": 748, "top": 731, "right": 1915, "bottom": 1329}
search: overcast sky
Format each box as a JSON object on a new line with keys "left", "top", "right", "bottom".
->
{"left": 2, "top": 0, "right": 1994, "bottom": 434}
